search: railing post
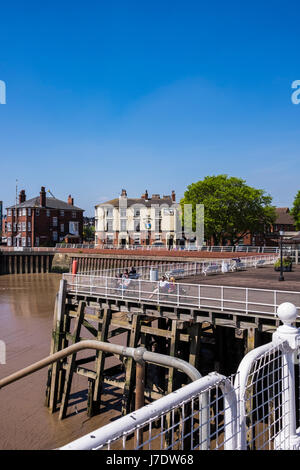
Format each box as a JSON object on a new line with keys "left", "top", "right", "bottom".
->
{"left": 221, "top": 286, "right": 224, "bottom": 311}
{"left": 273, "top": 303, "right": 300, "bottom": 449}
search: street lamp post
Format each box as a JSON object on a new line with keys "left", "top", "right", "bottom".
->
{"left": 279, "top": 230, "right": 284, "bottom": 281}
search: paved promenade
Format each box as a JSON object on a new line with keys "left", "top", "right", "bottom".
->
{"left": 182, "top": 265, "right": 300, "bottom": 292}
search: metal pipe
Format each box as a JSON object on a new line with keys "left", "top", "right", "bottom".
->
{"left": 0, "top": 340, "right": 201, "bottom": 390}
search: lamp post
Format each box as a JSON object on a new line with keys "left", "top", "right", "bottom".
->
{"left": 279, "top": 230, "right": 284, "bottom": 281}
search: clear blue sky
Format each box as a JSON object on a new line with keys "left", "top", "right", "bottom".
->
{"left": 1, "top": 1, "right": 300, "bottom": 215}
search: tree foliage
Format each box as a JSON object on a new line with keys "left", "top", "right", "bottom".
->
{"left": 291, "top": 190, "right": 300, "bottom": 230}
{"left": 180, "top": 175, "right": 276, "bottom": 245}
{"left": 83, "top": 225, "right": 95, "bottom": 241}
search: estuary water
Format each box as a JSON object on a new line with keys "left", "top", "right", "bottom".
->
{"left": 0, "top": 273, "right": 119, "bottom": 450}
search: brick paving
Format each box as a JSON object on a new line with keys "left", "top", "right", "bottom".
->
{"left": 182, "top": 265, "right": 300, "bottom": 292}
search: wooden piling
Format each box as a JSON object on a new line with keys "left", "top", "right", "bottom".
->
{"left": 59, "top": 300, "right": 86, "bottom": 420}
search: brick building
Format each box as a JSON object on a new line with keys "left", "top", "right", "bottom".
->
{"left": 95, "top": 189, "right": 179, "bottom": 247}
{"left": 5, "top": 186, "right": 84, "bottom": 247}
{"left": 242, "top": 207, "right": 297, "bottom": 247}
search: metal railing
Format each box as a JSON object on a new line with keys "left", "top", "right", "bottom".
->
{"left": 60, "top": 372, "right": 238, "bottom": 450}
{"left": 77, "top": 255, "right": 278, "bottom": 280}
{"left": 0, "top": 246, "right": 57, "bottom": 252}
{"left": 235, "top": 302, "right": 300, "bottom": 449}
{"left": 61, "top": 302, "right": 300, "bottom": 451}
{"left": 63, "top": 268, "right": 300, "bottom": 318}
{"left": 58, "top": 243, "right": 281, "bottom": 253}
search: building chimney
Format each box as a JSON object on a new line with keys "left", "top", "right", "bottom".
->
{"left": 19, "top": 190, "right": 26, "bottom": 204}
{"left": 40, "top": 186, "right": 46, "bottom": 207}
{"left": 141, "top": 190, "right": 149, "bottom": 200}
{"left": 171, "top": 190, "right": 176, "bottom": 202}
{"left": 68, "top": 195, "right": 74, "bottom": 205}
{"left": 121, "top": 189, "right": 127, "bottom": 197}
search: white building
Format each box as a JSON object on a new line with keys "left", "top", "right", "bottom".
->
{"left": 95, "top": 189, "right": 180, "bottom": 247}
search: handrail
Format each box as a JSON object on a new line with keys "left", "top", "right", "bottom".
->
{"left": 0, "top": 340, "right": 201, "bottom": 390}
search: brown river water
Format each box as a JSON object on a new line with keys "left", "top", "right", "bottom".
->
{"left": 0, "top": 273, "right": 121, "bottom": 450}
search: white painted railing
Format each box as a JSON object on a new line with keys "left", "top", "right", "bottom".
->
{"left": 57, "top": 243, "right": 281, "bottom": 253}
{"left": 60, "top": 372, "right": 238, "bottom": 450}
{"left": 60, "top": 303, "right": 300, "bottom": 451}
{"left": 63, "top": 267, "right": 299, "bottom": 318}
{"left": 77, "top": 255, "right": 278, "bottom": 280}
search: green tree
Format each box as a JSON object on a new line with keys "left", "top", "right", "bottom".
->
{"left": 180, "top": 175, "right": 276, "bottom": 245}
{"left": 291, "top": 190, "right": 300, "bottom": 230}
{"left": 83, "top": 225, "right": 95, "bottom": 242}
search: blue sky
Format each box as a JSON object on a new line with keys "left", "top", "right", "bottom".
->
{"left": 0, "top": 1, "right": 300, "bottom": 215}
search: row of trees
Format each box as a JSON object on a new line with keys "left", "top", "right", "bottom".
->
{"left": 180, "top": 175, "right": 277, "bottom": 245}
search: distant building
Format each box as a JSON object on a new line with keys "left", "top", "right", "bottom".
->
{"left": 95, "top": 189, "right": 179, "bottom": 247}
{"left": 246, "top": 207, "right": 297, "bottom": 247}
{"left": 5, "top": 186, "right": 84, "bottom": 247}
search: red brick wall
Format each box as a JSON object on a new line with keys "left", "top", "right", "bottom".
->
{"left": 6, "top": 207, "right": 83, "bottom": 246}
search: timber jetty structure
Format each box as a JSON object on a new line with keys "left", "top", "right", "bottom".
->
{"left": 43, "top": 249, "right": 300, "bottom": 422}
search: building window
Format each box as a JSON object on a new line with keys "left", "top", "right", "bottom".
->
{"left": 107, "top": 235, "right": 113, "bottom": 244}
{"left": 155, "top": 219, "right": 161, "bottom": 232}
{"left": 134, "top": 209, "right": 140, "bottom": 217}
{"left": 120, "top": 209, "right": 127, "bottom": 217}
{"left": 134, "top": 220, "right": 140, "bottom": 232}
{"left": 60, "top": 223, "right": 64, "bottom": 232}
{"left": 28, "top": 222, "right": 31, "bottom": 232}
{"left": 53, "top": 231, "right": 58, "bottom": 241}
{"left": 13, "top": 223, "right": 16, "bottom": 232}
{"left": 53, "top": 217, "right": 58, "bottom": 227}
{"left": 107, "top": 220, "right": 113, "bottom": 232}
{"left": 27, "top": 237, "right": 31, "bottom": 247}
{"left": 22, "top": 222, "right": 26, "bottom": 232}
{"left": 60, "top": 210, "right": 64, "bottom": 217}
{"left": 28, "top": 208, "right": 31, "bottom": 216}
{"left": 106, "top": 208, "right": 113, "bottom": 218}
{"left": 18, "top": 209, "right": 22, "bottom": 216}
{"left": 7, "top": 209, "right": 11, "bottom": 216}
{"left": 46, "top": 209, "right": 50, "bottom": 217}
{"left": 36, "top": 209, "right": 40, "bottom": 216}
{"left": 120, "top": 219, "right": 127, "bottom": 231}
{"left": 7, "top": 237, "right": 12, "bottom": 247}
{"left": 17, "top": 222, "right": 21, "bottom": 232}
{"left": 69, "top": 221, "right": 79, "bottom": 236}
{"left": 22, "top": 237, "right": 26, "bottom": 247}
{"left": 7, "top": 222, "right": 11, "bottom": 232}
{"left": 35, "top": 237, "right": 39, "bottom": 246}
{"left": 22, "top": 208, "right": 26, "bottom": 216}
{"left": 72, "top": 211, "right": 77, "bottom": 218}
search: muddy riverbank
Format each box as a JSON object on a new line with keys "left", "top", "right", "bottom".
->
{"left": 0, "top": 273, "right": 121, "bottom": 450}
